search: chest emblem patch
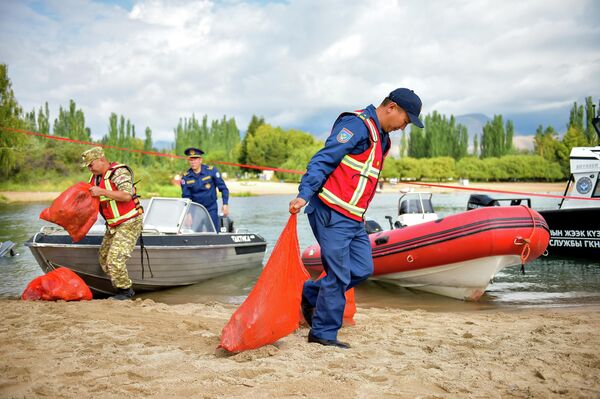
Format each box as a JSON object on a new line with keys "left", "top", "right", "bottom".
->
{"left": 336, "top": 127, "right": 353, "bottom": 143}
{"left": 205, "top": 183, "right": 212, "bottom": 189}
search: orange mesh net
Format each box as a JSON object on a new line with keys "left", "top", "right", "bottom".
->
{"left": 219, "top": 214, "right": 310, "bottom": 352}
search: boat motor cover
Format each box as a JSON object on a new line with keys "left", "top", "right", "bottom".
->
{"left": 22, "top": 267, "right": 93, "bottom": 301}
{"left": 219, "top": 213, "right": 310, "bottom": 353}
{"left": 39, "top": 182, "right": 100, "bottom": 242}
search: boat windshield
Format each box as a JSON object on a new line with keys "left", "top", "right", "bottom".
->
{"left": 398, "top": 192, "right": 435, "bottom": 215}
{"left": 143, "top": 198, "right": 216, "bottom": 234}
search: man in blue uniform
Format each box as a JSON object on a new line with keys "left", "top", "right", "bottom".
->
{"left": 289, "top": 88, "right": 424, "bottom": 348}
{"left": 181, "top": 147, "right": 229, "bottom": 231}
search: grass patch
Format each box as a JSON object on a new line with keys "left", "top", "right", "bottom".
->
{"left": 231, "top": 191, "right": 254, "bottom": 197}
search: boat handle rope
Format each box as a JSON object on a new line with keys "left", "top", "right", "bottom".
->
{"left": 513, "top": 205, "right": 537, "bottom": 274}
{"left": 139, "top": 233, "right": 153, "bottom": 279}
{"left": 406, "top": 254, "right": 414, "bottom": 263}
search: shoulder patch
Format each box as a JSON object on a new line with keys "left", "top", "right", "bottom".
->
{"left": 336, "top": 127, "right": 354, "bottom": 143}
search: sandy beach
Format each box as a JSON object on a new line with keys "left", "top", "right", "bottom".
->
{"left": 0, "top": 181, "right": 566, "bottom": 202}
{"left": 1, "top": 299, "right": 599, "bottom": 398}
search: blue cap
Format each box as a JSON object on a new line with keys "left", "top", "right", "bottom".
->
{"left": 184, "top": 147, "right": 204, "bottom": 157}
{"left": 389, "top": 88, "right": 424, "bottom": 128}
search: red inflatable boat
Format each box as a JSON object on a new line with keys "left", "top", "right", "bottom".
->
{"left": 301, "top": 206, "right": 550, "bottom": 300}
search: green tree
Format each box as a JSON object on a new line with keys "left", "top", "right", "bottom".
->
{"left": 408, "top": 125, "right": 427, "bottom": 158}
{"left": 239, "top": 115, "right": 265, "bottom": 171}
{"left": 505, "top": 120, "right": 514, "bottom": 154}
{"left": 277, "top": 144, "right": 323, "bottom": 182}
{"left": 143, "top": 127, "right": 153, "bottom": 166}
{"left": 568, "top": 101, "right": 585, "bottom": 133}
{"left": 421, "top": 157, "right": 456, "bottom": 181}
{"left": 53, "top": 100, "right": 90, "bottom": 141}
{"left": 397, "top": 157, "right": 423, "bottom": 180}
{"left": 37, "top": 102, "right": 50, "bottom": 135}
{"left": 0, "top": 64, "right": 29, "bottom": 177}
{"left": 456, "top": 157, "right": 488, "bottom": 180}
{"left": 584, "top": 96, "right": 598, "bottom": 146}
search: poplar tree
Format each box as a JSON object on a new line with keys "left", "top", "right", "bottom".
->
{"left": 0, "top": 63, "right": 29, "bottom": 176}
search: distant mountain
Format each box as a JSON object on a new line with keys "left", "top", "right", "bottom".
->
{"left": 455, "top": 113, "right": 491, "bottom": 140}
{"left": 154, "top": 140, "right": 173, "bottom": 151}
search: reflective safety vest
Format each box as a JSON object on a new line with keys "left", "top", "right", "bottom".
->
{"left": 318, "top": 110, "right": 388, "bottom": 221}
{"left": 89, "top": 163, "right": 143, "bottom": 227}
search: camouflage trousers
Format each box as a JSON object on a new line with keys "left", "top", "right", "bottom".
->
{"left": 98, "top": 215, "right": 143, "bottom": 289}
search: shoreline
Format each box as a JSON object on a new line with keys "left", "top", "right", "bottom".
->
{"left": 1, "top": 299, "right": 598, "bottom": 398}
{"left": 0, "top": 181, "right": 566, "bottom": 203}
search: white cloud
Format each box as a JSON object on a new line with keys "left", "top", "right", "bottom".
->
{"left": 0, "top": 0, "right": 598, "bottom": 142}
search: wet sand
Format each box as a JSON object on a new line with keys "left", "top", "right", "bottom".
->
{"left": 0, "top": 181, "right": 565, "bottom": 202}
{"left": 1, "top": 299, "right": 599, "bottom": 398}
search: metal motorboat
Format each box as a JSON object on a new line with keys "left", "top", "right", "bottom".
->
{"left": 25, "top": 197, "right": 267, "bottom": 296}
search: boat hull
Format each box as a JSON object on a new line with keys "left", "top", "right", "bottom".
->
{"left": 302, "top": 206, "right": 550, "bottom": 300}
{"left": 539, "top": 207, "right": 600, "bottom": 260}
{"left": 26, "top": 232, "right": 267, "bottom": 295}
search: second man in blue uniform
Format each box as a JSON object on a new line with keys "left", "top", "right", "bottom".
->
{"left": 181, "top": 147, "right": 230, "bottom": 231}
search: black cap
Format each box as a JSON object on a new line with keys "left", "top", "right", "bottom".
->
{"left": 184, "top": 147, "right": 204, "bottom": 157}
{"left": 389, "top": 88, "right": 424, "bottom": 128}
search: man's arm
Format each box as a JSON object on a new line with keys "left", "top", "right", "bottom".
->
{"left": 213, "top": 167, "right": 230, "bottom": 216}
{"left": 181, "top": 173, "right": 191, "bottom": 199}
{"left": 296, "top": 116, "right": 369, "bottom": 202}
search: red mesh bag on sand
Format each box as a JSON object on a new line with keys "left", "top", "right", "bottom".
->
{"left": 40, "top": 182, "right": 99, "bottom": 242}
{"left": 22, "top": 267, "right": 93, "bottom": 301}
{"left": 219, "top": 214, "right": 310, "bottom": 352}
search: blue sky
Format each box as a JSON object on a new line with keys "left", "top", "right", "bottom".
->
{"left": 1, "top": 0, "right": 599, "bottom": 146}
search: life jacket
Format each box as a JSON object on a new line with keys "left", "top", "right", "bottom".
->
{"left": 89, "top": 162, "right": 143, "bottom": 227}
{"left": 318, "top": 110, "right": 389, "bottom": 221}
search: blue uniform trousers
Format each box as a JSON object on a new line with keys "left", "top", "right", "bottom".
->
{"left": 206, "top": 205, "right": 220, "bottom": 232}
{"left": 303, "top": 197, "right": 374, "bottom": 340}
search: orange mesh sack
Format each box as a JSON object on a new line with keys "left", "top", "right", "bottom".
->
{"left": 40, "top": 182, "right": 99, "bottom": 242}
{"left": 22, "top": 267, "right": 93, "bottom": 301}
{"left": 219, "top": 213, "right": 310, "bottom": 352}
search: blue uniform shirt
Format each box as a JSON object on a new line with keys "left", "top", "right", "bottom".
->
{"left": 298, "top": 104, "right": 390, "bottom": 202}
{"left": 181, "top": 164, "right": 229, "bottom": 210}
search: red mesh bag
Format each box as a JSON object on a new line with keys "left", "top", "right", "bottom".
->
{"left": 22, "top": 267, "right": 93, "bottom": 301}
{"left": 40, "top": 182, "right": 99, "bottom": 242}
{"left": 219, "top": 214, "right": 310, "bottom": 352}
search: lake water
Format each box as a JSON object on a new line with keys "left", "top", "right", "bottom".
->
{"left": 1, "top": 192, "right": 599, "bottom": 311}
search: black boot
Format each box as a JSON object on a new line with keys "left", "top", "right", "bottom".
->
{"left": 110, "top": 287, "right": 135, "bottom": 300}
{"left": 308, "top": 331, "right": 350, "bottom": 349}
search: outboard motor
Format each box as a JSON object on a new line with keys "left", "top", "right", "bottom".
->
{"left": 219, "top": 216, "right": 235, "bottom": 233}
{"left": 466, "top": 194, "right": 499, "bottom": 210}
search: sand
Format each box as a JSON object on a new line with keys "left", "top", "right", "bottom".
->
{"left": 1, "top": 299, "right": 599, "bottom": 398}
{"left": 0, "top": 181, "right": 566, "bottom": 202}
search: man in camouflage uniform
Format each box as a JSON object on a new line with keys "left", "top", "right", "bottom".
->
{"left": 81, "top": 147, "right": 143, "bottom": 300}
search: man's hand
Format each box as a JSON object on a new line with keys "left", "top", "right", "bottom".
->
{"left": 89, "top": 186, "right": 105, "bottom": 197}
{"left": 222, "top": 204, "right": 229, "bottom": 216}
{"left": 289, "top": 197, "right": 307, "bottom": 214}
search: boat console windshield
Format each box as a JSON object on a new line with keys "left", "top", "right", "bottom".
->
{"left": 86, "top": 197, "right": 218, "bottom": 235}
{"left": 394, "top": 192, "right": 439, "bottom": 228}
{"left": 142, "top": 197, "right": 216, "bottom": 234}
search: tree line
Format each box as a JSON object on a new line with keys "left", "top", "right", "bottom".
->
{"left": 1, "top": 63, "right": 597, "bottom": 187}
